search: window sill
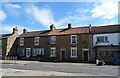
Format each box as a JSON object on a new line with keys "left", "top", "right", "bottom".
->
{"left": 50, "top": 56, "right": 56, "bottom": 57}
{"left": 71, "top": 56, "right": 77, "bottom": 58}
{"left": 96, "top": 41, "right": 109, "bottom": 43}
{"left": 35, "top": 44, "right": 39, "bottom": 45}
{"left": 71, "top": 43, "right": 77, "bottom": 44}
{"left": 20, "top": 45, "right": 24, "bottom": 46}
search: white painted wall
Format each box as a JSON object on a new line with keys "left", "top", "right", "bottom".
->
{"left": 93, "top": 33, "right": 119, "bottom": 46}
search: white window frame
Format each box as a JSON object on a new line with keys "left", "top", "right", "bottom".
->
{"left": 39, "top": 48, "right": 44, "bottom": 56}
{"left": 51, "top": 36, "right": 56, "bottom": 44}
{"left": 32, "top": 48, "right": 44, "bottom": 56}
{"left": 97, "top": 36, "right": 108, "bottom": 42}
{"left": 34, "top": 37, "right": 39, "bottom": 45}
{"left": 71, "top": 35, "right": 77, "bottom": 44}
{"left": 20, "top": 38, "right": 24, "bottom": 46}
{"left": 50, "top": 48, "right": 56, "bottom": 57}
{"left": 71, "top": 47, "right": 77, "bottom": 58}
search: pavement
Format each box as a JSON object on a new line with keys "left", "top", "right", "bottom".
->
{"left": 0, "top": 60, "right": 119, "bottom": 76}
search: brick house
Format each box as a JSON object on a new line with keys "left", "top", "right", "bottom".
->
{"left": 0, "top": 27, "right": 18, "bottom": 59}
{"left": 16, "top": 24, "right": 93, "bottom": 62}
{"left": 1, "top": 24, "right": 119, "bottom": 64}
{"left": 92, "top": 24, "right": 120, "bottom": 64}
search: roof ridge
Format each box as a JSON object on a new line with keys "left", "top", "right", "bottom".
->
{"left": 91, "top": 24, "right": 120, "bottom": 28}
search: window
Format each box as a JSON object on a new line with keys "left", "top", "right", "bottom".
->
{"left": 32, "top": 48, "right": 44, "bottom": 56}
{"left": 18, "top": 48, "right": 24, "bottom": 56}
{"left": 0, "top": 40, "right": 1, "bottom": 46}
{"left": 50, "top": 48, "right": 56, "bottom": 57}
{"left": 39, "top": 48, "right": 44, "bottom": 56}
{"left": 97, "top": 36, "right": 108, "bottom": 42}
{"left": 35, "top": 37, "right": 39, "bottom": 45}
{"left": 32, "top": 48, "right": 37, "bottom": 56}
{"left": 71, "top": 35, "right": 77, "bottom": 44}
{"left": 51, "top": 36, "right": 56, "bottom": 44}
{"left": 20, "top": 38, "right": 24, "bottom": 46}
{"left": 71, "top": 47, "right": 77, "bottom": 58}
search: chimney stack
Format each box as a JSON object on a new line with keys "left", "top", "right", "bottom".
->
{"left": 12, "top": 27, "right": 18, "bottom": 34}
{"left": 50, "top": 24, "right": 56, "bottom": 31}
{"left": 68, "top": 23, "right": 72, "bottom": 29}
{"left": 89, "top": 24, "right": 92, "bottom": 33}
{"left": 23, "top": 28, "right": 27, "bottom": 33}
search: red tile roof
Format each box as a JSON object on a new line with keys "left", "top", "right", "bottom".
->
{"left": 48, "top": 27, "right": 90, "bottom": 35}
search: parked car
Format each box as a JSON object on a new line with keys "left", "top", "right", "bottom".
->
{"left": 113, "top": 60, "right": 120, "bottom": 65}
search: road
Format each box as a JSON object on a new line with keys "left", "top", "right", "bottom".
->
{"left": 1, "top": 60, "right": 120, "bottom": 76}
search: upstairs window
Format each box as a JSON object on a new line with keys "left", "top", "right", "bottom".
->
{"left": 51, "top": 36, "right": 56, "bottom": 44}
{"left": 20, "top": 38, "right": 24, "bottom": 46}
{"left": 50, "top": 48, "right": 56, "bottom": 57}
{"left": 71, "top": 35, "right": 77, "bottom": 44}
{"left": 35, "top": 37, "right": 39, "bottom": 45}
{"left": 97, "top": 36, "right": 108, "bottom": 42}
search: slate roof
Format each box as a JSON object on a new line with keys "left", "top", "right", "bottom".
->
{"left": 91, "top": 24, "right": 120, "bottom": 34}
{"left": 18, "top": 30, "right": 50, "bottom": 37}
{"left": 0, "top": 34, "right": 13, "bottom": 39}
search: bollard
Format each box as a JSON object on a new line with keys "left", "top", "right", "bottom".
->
{"left": 15, "top": 56, "right": 17, "bottom": 62}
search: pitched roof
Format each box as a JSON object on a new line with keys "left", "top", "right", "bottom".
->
{"left": 0, "top": 34, "right": 13, "bottom": 39}
{"left": 18, "top": 27, "right": 90, "bottom": 37}
{"left": 48, "top": 27, "right": 90, "bottom": 35}
{"left": 18, "top": 24, "right": 120, "bottom": 38}
{"left": 18, "top": 30, "right": 50, "bottom": 37}
{"left": 91, "top": 24, "right": 120, "bottom": 34}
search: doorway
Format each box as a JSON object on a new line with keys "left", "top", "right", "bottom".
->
{"left": 83, "top": 49, "right": 89, "bottom": 61}
{"left": 61, "top": 49, "right": 66, "bottom": 61}
{"left": 26, "top": 48, "right": 31, "bottom": 58}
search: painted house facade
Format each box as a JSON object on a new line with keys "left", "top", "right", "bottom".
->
{"left": 0, "top": 27, "right": 18, "bottom": 59}
{"left": 92, "top": 25, "right": 120, "bottom": 64}
{"left": 16, "top": 24, "right": 94, "bottom": 62}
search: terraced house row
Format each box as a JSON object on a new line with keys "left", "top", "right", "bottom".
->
{"left": 0, "top": 24, "right": 120, "bottom": 64}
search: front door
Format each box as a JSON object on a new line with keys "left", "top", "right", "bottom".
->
{"left": 26, "top": 48, "right": 31, "bottom": 58}
{"left": 83, "top": 50, "right": 89, "bottom": 61}
{"left": 61, "top": 50, "right": 66, "bottom": 61}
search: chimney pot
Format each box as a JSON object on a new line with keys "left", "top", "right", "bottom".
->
{"left": 68, "top": 23, "right": 72, "bottom": 29}
{"left": 89, "top": 24, "right": 92, "bottom": 33}
{"left": 23, "top": 28, "right": 27, "bottom": 33}
{"left": 12, "top": 27, "right": 18, "bottom": 34}
{"left": 50, "top": 24, "right": 56, "bottom": 31}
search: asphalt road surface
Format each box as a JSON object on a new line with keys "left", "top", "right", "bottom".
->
{"left": 1, "top": 61, "right": 119, "bottom": 76}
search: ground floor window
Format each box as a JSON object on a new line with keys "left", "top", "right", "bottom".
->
{"left": 50, "top": 48, "right": 56, "bottom": 57}
{"left": 99, "top": 51, "right": 120, "bottom": 58}
{"left": 18, "top": 48, "right": 25, "bottom": 56}
{"left": 39, "top": 48, "right": 44, "bottom": 56}
{"left": 32, "top": 48, "right": 44, "bottom": 56}
{"left": 71, "top": 47, "right": 77, "bottom": 58}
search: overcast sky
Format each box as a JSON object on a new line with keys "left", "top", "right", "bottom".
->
{"left": 0, "top": 0, "right": 119, "bottom": 34}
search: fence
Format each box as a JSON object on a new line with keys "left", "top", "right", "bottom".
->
{"left": 4, "top": 56, "right": 17, "bottom": 63}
